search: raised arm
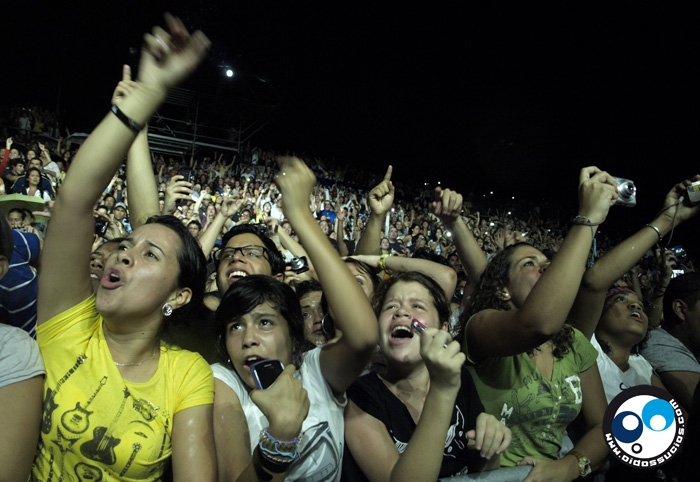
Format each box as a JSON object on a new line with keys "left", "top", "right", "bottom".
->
{"left": 199, "top": 197, "right": 243, "bottom": 258}
{"left": 275, "top": 157, "right": 377, "bottom": 396}
{"left": 466, "top": 167, "right": 619, "bottom": 361}
{"left": 118, "top": 67, "right": 163, "bottom": 229}
{"left": 431, "top": 187, "right": 487, "bottom": 291}
{"left": 37, "top": 14, "right": 210, "bottom": 325}
{"left": 351, "top": 253, "right": 457, "bottom": 301}
{"left": 355, "top": 165, "right": 394, "bottom": 255}
{"left": 569, "top": 175, "right": 700, "bottom": 339}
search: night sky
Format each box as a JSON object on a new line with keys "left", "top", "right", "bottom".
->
{"left": 6, "top": 2, "right": 699, "bottom": 248}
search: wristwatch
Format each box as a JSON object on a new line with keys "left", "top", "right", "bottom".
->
{"left": 568, "top": 450, "right": 592, "bottom": 478}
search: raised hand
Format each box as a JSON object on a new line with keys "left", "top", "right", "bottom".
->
{"left": 274, "top": 157, "right": 316, "bottom": 214}
{"left": 162, "top": 174, "right": 192, "bottom": 215}
{"left": 367, "top": 165, "right": 394, "bottom": 216}
{"left": 577, "top": 166, "right": 618, "bottom": 225}
{"left": 111, "top": 65, "right": 138, "bottom": 105}
{"left": 138, "top": 13, "right": 211, "bottom": 92}
{"left": 659, "top": 174, "right": 700, "bottom": 227}
{"left": 430, "top": 187, "right": 462, "bottom": 227}
{"left": 219, "top": 197, "right": 244, "bottom": 218}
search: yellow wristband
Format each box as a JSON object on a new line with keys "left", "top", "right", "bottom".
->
{"left": 379, "top": 253, "right": 390, "bottom": 272}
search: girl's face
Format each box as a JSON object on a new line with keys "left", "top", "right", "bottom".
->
{"left": 96, "top": 224, "right": 189, "bottom": 323}
{"left": 377, "top": 281, "right": 445, "bottom": 363}
{"left": 28, "top": 170, "right": 41, "bottom": 186}
{"left": 346, "top": 263, "right": 374, "bottom": 300}
{"left": 599, "top": 291, "right": 648, "bottom": 342}
{"left": 264, "top": 202, "right": 271, "bottom": 213}
{"left": 380, "top": 238, "right": 390, "bottom": 250}
{"left": 225, "top": 300, "right": 294, "bottom": 389}
{"left": 504, "top": 245, "right": 550, "bottom": 309}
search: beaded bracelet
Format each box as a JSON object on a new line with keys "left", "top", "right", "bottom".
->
{"left": 645, "top": 223, "right": 663, "bottom": 244}
{"left": 259, "top": 428, "right": 302, "bottom": 459}
{"left": 111, "top": 105, "right": 145, "bottom": 132}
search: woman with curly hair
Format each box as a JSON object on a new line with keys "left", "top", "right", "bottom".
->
{"left": 458, "top": 167, "right": 618, "bottom": 481}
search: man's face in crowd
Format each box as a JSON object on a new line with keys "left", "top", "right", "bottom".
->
{"left": 217, "top": 233, "right": 274, "bottom": 295}
{"left": 113, "top": 206, "right": 126, "bottom": 221}
{"left": 239, "top": 210, "right": 251, "bottom": 224}
{"left": 319, "top": 220, "right": 330, "bottom": 235}
{"left": 9, "top": 148, "right": 20, "bottom": 160}
{"left": 29, "top": 158, "right": 42, "bottom": 170}
{"left": 389, "top": 226, "right": 398, "bottom": 242}
{"left": 13, "top": 162, "right": 25, "bottom": 175}
{"left": 8, "top": 211, "right": 24, "bottom": 229}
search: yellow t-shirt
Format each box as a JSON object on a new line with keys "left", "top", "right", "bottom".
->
{"left": 32, "top": 295, "right": 213, "bottom": 481}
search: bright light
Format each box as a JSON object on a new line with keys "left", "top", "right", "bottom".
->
{"left": 490, "top": 191, "right": 493, "bottom": 195}
{"left": 226, "top": 69, "right": 234, "bottom": 78}
{"left": 507, "top": 211, "right": 511, "bottom": 215}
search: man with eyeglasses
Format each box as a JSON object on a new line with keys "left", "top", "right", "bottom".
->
{"left": 214, "top": 224, "right": 286, "bottom": 302}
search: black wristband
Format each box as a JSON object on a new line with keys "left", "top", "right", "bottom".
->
{"left": 110, "top": 105, "right": 144, "bottom": 132}
{"left": 255, "top": 445, "right": 291, "bottom": 474}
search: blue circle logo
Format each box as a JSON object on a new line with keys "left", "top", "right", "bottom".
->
{"left": 603, "top": 385, "right": 685, "bottom": 468}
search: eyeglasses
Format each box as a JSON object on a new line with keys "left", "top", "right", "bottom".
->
{"left": 216, "top": 245, "right": 268, "bottom": 261}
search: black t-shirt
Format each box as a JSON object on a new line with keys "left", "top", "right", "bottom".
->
{"left": 342, "top": 369, "right": 484, "bottom": 481}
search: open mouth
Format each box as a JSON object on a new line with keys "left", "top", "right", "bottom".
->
{"left": 228, "top": 270, "right": 248, "bottom": 281}
{"left": 630, "top": 311, "right": 643, "bottom": 322}
{"left": 390, "top": 325, "right": 414, "bottom": 340}
{"left": 243, "top": 355, "right": 266, "bottom": 367}
{"left": 100, "top": 268, "right": 123, "bottom": 289}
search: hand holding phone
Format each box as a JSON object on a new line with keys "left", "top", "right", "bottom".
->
{"left": 250, "top": 359, "right": 285, "bottom": 390}
{"left": 249, "top": 364, "right": 310, "bottom": 440}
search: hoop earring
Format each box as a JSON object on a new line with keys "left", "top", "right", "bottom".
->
{"left": 162, "top": 303, "right": 173, "bottom": 317}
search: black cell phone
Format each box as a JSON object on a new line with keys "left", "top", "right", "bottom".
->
{"left": 94, "top": 218, "right": 109, "bottom": 236}
{"left": 250, "top": 359, "right": 284, "bottom": 390}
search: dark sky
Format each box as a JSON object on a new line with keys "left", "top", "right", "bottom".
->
{"left": 6, "top": 2, "right": 700, "bottom": 246}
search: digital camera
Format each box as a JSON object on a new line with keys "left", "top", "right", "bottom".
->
{"left": 287, "top": 256, "right": 309, "bottom": 274}
{"left": 686, "top": 180, "right": 700, "bottom": 206}
{"left": 613, "top": 177, "right": 636, "bottom": 207}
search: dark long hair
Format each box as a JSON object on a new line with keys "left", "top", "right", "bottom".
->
{"left": 215, "top": 275, "right": 309, "bottom": 370}
{"left": 457, "top": 243, "right": 573, "bottom": 359}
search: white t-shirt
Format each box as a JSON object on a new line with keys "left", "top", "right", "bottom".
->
{"left": 591, "top": 334, "right": 653, "bottom": 404}
{"left": 0, "top": 323, "right": 45, "bottom": 389}
{"left": 212, "top": 348, "right": 346, "bottom": 481}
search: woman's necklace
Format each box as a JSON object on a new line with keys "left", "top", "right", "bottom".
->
{"left": 113, "top": 347, "right": 157, "bottom": 367}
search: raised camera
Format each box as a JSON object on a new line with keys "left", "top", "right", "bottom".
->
{"left": 613, "top": 177, "right": 636, "bottom": 207}
{"left": 287, "top": 256, "right": 309, "bottom": 274}
{"left": 686, "top": 180, "right": 700, "bottom": 206}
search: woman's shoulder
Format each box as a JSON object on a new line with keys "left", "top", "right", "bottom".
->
{"left": 162, "top": 346, "right": 213, "bottom": 383}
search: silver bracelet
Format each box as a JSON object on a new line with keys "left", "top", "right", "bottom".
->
{"left": 645, "top": 223, "right": 663, "bottom": 243}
